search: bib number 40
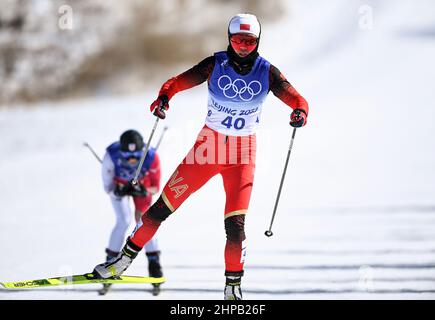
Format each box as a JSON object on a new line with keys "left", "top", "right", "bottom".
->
{"left": 221, "top": 116, "right": 245, "bottom": 130}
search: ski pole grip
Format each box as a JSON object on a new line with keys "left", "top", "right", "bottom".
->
{"left": 153, "top": 105, "right": 167, "bottom": 119}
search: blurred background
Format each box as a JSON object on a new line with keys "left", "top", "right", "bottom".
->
{"left": 0, "top": 0, "right": 434, "bottom": 299}
{"left": 0, "top": 0, "right": 285, "bottom": 104}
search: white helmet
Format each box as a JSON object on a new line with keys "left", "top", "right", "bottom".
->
{"left": 228, "top": 13, "right": 261, "bottom": 38}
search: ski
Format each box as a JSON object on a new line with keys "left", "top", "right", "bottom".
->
{"left": 1, "top": 273, "right": 166, "bottom": 289}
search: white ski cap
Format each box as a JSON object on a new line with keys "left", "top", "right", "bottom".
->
{"left": 228, "top": 13, "right": 261, "bottom": 38}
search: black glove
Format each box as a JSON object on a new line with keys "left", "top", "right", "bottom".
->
{"left": 114, "top": 183, "right": 132, "bottom": 197}
{"left": 130, "top": 182, "right": 148, "bottom": 197}
{"left": 114, "top": 182, "right": 148, "bottom": 197}
{"left": 149, "top": 95, "right": 169, "bottom": 119}
{"left": 290, "top": 109, "right": 307, "bottom": 128}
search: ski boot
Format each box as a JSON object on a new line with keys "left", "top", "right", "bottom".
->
{"left": 147, "top": 251, "right": 163, "bottom": 296}
{"left": 224, "top": 276, "right": 243, "bottom": 300}
{"left": 97, "top": 249, "right": 119, "bottom": 295}
{"left": 93, "top": 241, "right": 140, "bottom": 279}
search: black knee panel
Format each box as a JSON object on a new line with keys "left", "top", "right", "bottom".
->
{"left": 147, "top": 196, "right": 172, "bottom": 222}
{"left": 225, "top": 215, "right": 246, "bottom": 242}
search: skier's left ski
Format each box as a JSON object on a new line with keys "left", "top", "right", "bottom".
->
{"left": 1, "top": 273, "right": 166, "bottom": 289}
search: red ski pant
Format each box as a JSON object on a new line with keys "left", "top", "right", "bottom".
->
{"left": 133, "top": 195, "right": 152, "bottom": 213}
{"left": 130, "top": 125, "right": 256, "bottom": 275}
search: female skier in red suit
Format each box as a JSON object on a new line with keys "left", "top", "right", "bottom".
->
{"left": 94, "top": 13, "right": 309, "bottom": 300}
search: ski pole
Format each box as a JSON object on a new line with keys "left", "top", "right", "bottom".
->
{"left": 132, "top": 117, "right": 160, "bottom": 185}
{"left": 83, "top": 142, "right": 102, "bottom": 163}
{"left": 154, "top": 126, "right": 169, "bottom": 151}
{"left": 265, "top": 128, "right": 297, "bottom": 237}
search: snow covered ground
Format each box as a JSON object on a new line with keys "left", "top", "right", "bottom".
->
{"left": 1, "top": 0, "right": 434, "bottom": 300}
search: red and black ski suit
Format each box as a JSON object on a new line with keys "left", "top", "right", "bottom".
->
{"left": 128, "top": 55, "right": 308, "bottom": 277}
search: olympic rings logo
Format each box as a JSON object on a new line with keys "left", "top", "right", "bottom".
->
{"left": 217, "top": 75, "right": 262, "bottom": 101}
